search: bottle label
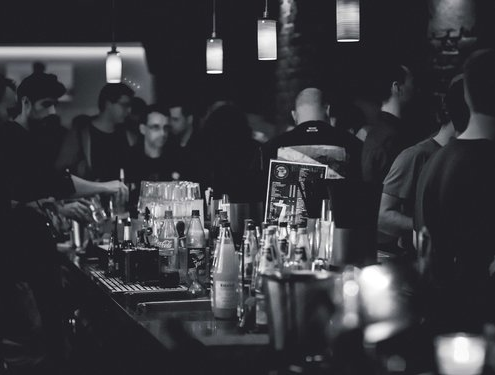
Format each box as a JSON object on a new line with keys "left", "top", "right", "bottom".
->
{"left": 214, "top": 281, "right": 237, "bottom": 309}
{"left": 188, "top": 247, "right": 207, "bottom": 279}
{"left": 294, "top": 247, "right": 307, "bottom": 261}
{"left": 156, "top": 238, "right": 178, "bottom": 257}
{"left": 255, "top": 293, "right": 267, "bottom": 326}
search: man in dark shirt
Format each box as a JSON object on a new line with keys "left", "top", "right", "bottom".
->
{"left": 415, "top": 49, "right": 495, "bottom": 331}
{"left": 378, "top": 75, "right": 469, "bottom": 254}
{"left": 55, "top": 83, "right": 134, "bottom": 182}
{"left": 126, "top": 104, "right": 176, "bottom": 214}
{"left": 260, "top": 87, "right": 362, "bottom": 179}
{"left": 1, "top": 73, "right": 128, "bottom": 374}
{"left": 361, "top": 64, "right": 416, "bottom": 186}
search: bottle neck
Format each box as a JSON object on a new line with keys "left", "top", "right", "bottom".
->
{"left": 123, "top": 226, "right": 131, "bottom": 241}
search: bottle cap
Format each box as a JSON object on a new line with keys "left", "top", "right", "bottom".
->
{"left": 191, "top": 209, "right": 200, "bottom": 216}
{"left": 164, "top": 210, "right": 173, "bottom": 219}
{"left": 247, "top": 223, "right": 256, "bottom": 230}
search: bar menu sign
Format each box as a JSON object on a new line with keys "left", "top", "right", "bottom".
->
{"left": 264, "top": 159, "right": 328, "bottom": 223}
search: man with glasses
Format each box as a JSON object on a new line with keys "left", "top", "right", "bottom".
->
{"left": 56, "top": 82, "right": 135, "bottom": 182}
{"left": 126, "top": 104, "right": 176, "bottom": 215}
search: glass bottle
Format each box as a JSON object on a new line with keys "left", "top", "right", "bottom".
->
{"left": 121, "top": 218, "right": 137, "bottom": 283}
{"left": 253, "top": 228, "right": 279, "bottom": 332}
{"left": 142, "top": 206, "right": 157, "bottom": 246}
{"left": 243, "top": 223, "right": 258, "bottom": 286}
{"left": 277, "top": 221, "right": 289, "bottom": 261}
{"left": 293, "top": 224, "right": 311, "bottom": 270}
{"left": 283, "top": 223, "right": 299, "bottom": 270}
{"left": 211, "top": 222, "right": 239, "bottom": 320}
{"left": 185, "top": 209, "right": 208, "bottom": 286}
{"left": 251, "top": 222, "right": 268, "bottom": 293}
{"left": 157, "top": 210, "right": 179, "bottom": 277}
{"left": 106, "top": 216, "right": 120, "bottom": 277}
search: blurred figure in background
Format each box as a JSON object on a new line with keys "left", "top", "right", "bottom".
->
{"left": 361, "top": 63, "right": 416, "bottom": 187}
{"left": 196, "top": 101, "right": 260, "bottom": 201}
{"left": 126, "top": 104, "right": 177, "bottom": 215}
{"left": 0, "top": 75, "right": 17, "bottom": 124}
{"left": 123, "top": 96, "right": 147, "bottom": 147}
{"left": 55, "top": 83, "right": 135, "bottom": 182}
{"left": 378, "top": 74, "right": 469, "bottom": 255}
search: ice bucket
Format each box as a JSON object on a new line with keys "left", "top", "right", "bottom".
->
{"left": 263, "top": 270, "right": 337, "bottom": 356}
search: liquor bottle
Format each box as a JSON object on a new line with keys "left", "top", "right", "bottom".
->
{"left": 106, "top": 216, "right": 120, "bottom": 277}
{"left": 157, "top": 210, "right": 179, "bottom": 277}
{"left": 316, "top": 210, "right": 333, "bottom": 266}
{"left": 185, "top": 210, "right": 208, "bottom": 286}
{"left": 121, "top": 218, "right": 138, "bottom": 283}
{"left": 253, "top": 228, "right": 279, "bottom": 332}
{"left": 293, "top": 223, "right": 311, "bottom": 270}
{"left": 211, "top": 222, "right": 239, "bottom": 319}
{"left": 243, "top": 223, "right": 258, "bottom": 286}
{"left": 142, "top": 206, "right": 157, "bottom": 246}
{"left": 283, "top": 223, "right": 299, "bottom": 270}
{"left": 277, "top": 221, "right": 289, "bottom": 261}
{"left": 251, "top": 222, "right": 269, "bottom": 293}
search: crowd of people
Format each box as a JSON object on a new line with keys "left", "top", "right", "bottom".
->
{"left": 2, "top": 47, "right": 495, "bottom": 373}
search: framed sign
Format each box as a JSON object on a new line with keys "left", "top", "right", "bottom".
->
{"left": 264, "top": 159, "right": 328, "bottom": 223}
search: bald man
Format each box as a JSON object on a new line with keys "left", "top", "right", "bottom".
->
{"left": 254, "top": 87, "right": 363, "bottom": 204}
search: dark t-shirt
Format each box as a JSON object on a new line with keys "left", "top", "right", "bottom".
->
{"left": 414, "top": 139, "right": 495, "bottom": 325}
{"left": 90, "top": 125, "right": 129, "bottom": 182}
{"left": 362, "top": 111, "right": 414, "bottom": 186}
{"left": 261, "top": 120, "right": 363, "bottom": 179}
{"left": 382, "top": 138, "right": 441, "bottom": 249}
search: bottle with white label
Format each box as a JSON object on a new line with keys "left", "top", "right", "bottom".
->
{"left": 211, "top": 222, "right": 239, "bottom": 319}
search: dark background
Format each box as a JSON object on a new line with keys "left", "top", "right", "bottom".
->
{"left": 1, "top": 0, "right": 495, "bottom": 131}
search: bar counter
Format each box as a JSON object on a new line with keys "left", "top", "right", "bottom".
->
{"left": 57, "top": 243, "right": 274, "bottom": 375}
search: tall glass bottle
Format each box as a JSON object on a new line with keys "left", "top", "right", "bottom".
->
{"left": 293, "top": 224, "right": 311, "bottom": 270}
{"left": 243, "top": 223, "right": 258, "bottom": 286}
{"left": 251, "top": 222, "right": 268, "bottom": 293}
{"left": 277, "top": 221, "right": 289, "bottom": 261}
{"left": 211, "top": 222, "right": 239, "bottom": 319}
{"left": 185, "top": 209, "right": 208, "bottom": 285}
{"left": 253, "top": 228, "right": 279, "bottom": 332}
{"left": 106, "top": 216, "right": 120, "bottom": 277}
{"left": 283, "top": 223, "right": 299, "bottom": 270}
{"left": 157, "top": 210, "right": 179, "bottom": 276}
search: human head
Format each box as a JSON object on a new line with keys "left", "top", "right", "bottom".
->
{"left": 139, "top": 104, "right": 169, "bottom": 151}
{"left": 463, "top": 48, "right": 495, "bottom": 117}
{"left": 97, "top": 83, "right": 135, "bottom": 124}
{"left": 168, "top": 103, "right": 194, "bottom": 137}
{"left": 17, "top": 72, "right": 66, "bottom": 120}
{"left": 445, "top": 74, "right": 469, "bottom": 134}
{"left": 0, "top": 75, "right": 17, "bottom": 123}
{"left": 377, "top": 64, "right": 414, "bottom": 106}
{"left": 291, "top": 87, "right": 330, "bottom": 125}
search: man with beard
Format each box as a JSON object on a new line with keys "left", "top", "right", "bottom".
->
{"left": 1, "top": 72, "right": 127, "bottom": 374}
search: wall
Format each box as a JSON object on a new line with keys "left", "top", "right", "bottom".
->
{"left": 0, "top": 44, "right": 153, "bottom": 128}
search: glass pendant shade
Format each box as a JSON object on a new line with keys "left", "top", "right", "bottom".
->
{"left": 336, "top": 0, "right": 360, "bottom": 42}
{"left": 106, "top": 49, "right": 122, "bottom": 83}
{"left": 257, "top": 18, "right": 277, "bottom": 60}
{"left": 206, "top": 38, "right": 223, "bottom": 74}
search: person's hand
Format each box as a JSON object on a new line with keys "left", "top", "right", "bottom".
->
{"left": 58, "top": 201, "right": 92, "bottom": 223}
{"left": 103, "top": 180, "right": 129, "bottom": 202}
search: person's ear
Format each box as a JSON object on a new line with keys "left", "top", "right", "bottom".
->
{"left": 139, "top": 123, "right": 146, "bottom": 135}
{"left": 325, "top": 104, "right": 330, "bottom": 119}
{"left": 392, "top": 81, "right": 401, "bottom": 95}
{"left": 291, "top": 110, "right": 297, "bottom": 124}
{"left": 21, "top": 96, "right": 32, "bottom": 113}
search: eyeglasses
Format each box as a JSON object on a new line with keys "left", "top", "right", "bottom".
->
{"left": 146, "top": 124, "right": 168, "bottom": 132}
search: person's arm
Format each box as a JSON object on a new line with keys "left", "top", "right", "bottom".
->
{"left": 378, "top": 192, "right": 413, "bottom": 237}
{"left": 69, "top": 175, "right": 128, "bottom": 201}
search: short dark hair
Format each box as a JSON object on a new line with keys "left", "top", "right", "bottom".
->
{"left": 0, "top": 74, "right": 16, "bottom": 101}
{"left": 146, "top": 104, "right": 168, "bottom": 120}
{"left": 445, "top": 75, "right": 469, "bottom": 133}
{"left": 168, "top": 102, "right": 193, "bottom": 117}
{"left": 97, "top": 83, "right": 134, "bottom": 112}
{"left": 376, "top": 64, "right": 409, "bottom": 102}
{"left": 17, "top": 73, "right": 66, "bottom": 103}
{"left": 463, "top": 48, "right": 495, "bottom": 117}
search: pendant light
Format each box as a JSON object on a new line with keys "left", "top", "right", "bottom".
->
{"left": 257, "top": 0, "right": 277, "bottom": 60}
{"left": 206, "top": 0, "right": 223, "bottom": 74}
{"left": 106, "top": 0, "right": 122, "bottom": 82}
{"left": 336, "top": 0, "right": 360, "bottom": 42}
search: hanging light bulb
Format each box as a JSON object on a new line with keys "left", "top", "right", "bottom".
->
{"left": 207, "top": 0, "right": 223, "bottom": 74}
{"left": 258, "top": 0, "right": 277, "bottom": 60}
{"left": 106, "top": 45, "right": 122, "bottom": 83}
{"left": 106, "top": 0, "right": 122, "bottom": 82}
{"left": 336, "top": 0, "right": 360, "bottom": 42}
